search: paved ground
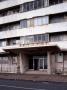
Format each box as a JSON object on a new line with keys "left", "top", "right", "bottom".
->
{"left": 0, "top": 79, "right": 67, "bottom": 90}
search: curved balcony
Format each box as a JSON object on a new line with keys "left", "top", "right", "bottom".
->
{"left": 0, "top": 22, "right": 67, "bottom": 39}
{"left": 0, "top": 2, "right": 67, "bottom": 25}
{"left": 0, "top": 0, "right": 34, "bottom": 10}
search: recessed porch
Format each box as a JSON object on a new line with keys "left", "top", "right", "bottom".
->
{"left": 4, "top": 45, "right": 60, "bottom": 74}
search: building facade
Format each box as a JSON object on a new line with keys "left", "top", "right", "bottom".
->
{"left": 0, "top": 0, "right": 67, "bottom": 75}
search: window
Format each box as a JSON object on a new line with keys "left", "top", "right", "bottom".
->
{"left": 7, "top": 38, "right": 20, "bottom": 45}
{"left": 20, "top": 20, "right": 27, "bottom": 28}
{"left": 34, "top": 35, "right": 38, "bottom": 42}
{"left": 42, "top": 34, "right": 49, "bottom": 42}
{"left": 34, "top": 0, "right": 45, "bottom": 9}
{"left": 34, "top": 34, "right": 49, "bottom": 43}
{"left": 49, "top": 0, "right": 63, "bottom": 6}
{"left": 0, "top": 40, "right": 6, "bottom": 47}
{"left": 24, "top": 36, "right": 34, "bottom": 44}
{"left": 23, "top": 3, "right": 29, "bottom": 12}
{"left": 0, "top": 6, "right": 20, "bottom": 17}
{"left": 20, "top": 34, "right": 49, "bottom": 44}
{"left": 29, "top": 1, "right": 34, "bottom": 11}
{"left": 0, "top": 0, "right": 6, "bottom": 2}
{"left": 42, "top": 16, "right": 49, "bottom": 25}
{"left": 22, "top": 0, "right": 48, "bottom": 12}
{"left": 34, "top": 16, "right": 49, "bottom": 26}
{"left": 50, "top": 33, "right": 67, "bottom": 42}
{"left": 0, "top": 41, "right": 2, "bottom": 47}
{"left": 27, "top": 19, "right": 34, "bottom": 27}
{"left": 50, "top": 13, "right": 65, "bottom": 23}
{"left": 63, "top": 0, "right": 67, "bottom": 2}
{"left": 0, "top": 22, "right": 20, "bottom": 31}
{"left": 38, "top": 35, "right": 42, "bottom": 41}
{"left": 34, "top": 17, "right": 42, "bottom": 26}
{"left": 2, "top": 41, "right": 6, "bottom": 46}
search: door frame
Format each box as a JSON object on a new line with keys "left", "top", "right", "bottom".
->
{"left": 33, "top": 56, "right": 47, "bottom": 70}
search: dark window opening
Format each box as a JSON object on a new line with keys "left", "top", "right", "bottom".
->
{"left": 49, "top": 13, "right": 67, "bottom": 23}
{"left": 0, "top": 5, "right": 20, "bottom": 17}
{"left": 7, "top": 37, "right": 20, "bottom": 46}
{"left": 22, "top": 0, "right": 48, "bottom": 12}
{"left": 0, "top": 21, "right": 20, "bottom": 31}
{"left": 0, "top": 0, "right": 6, "bottom": 2}
{"left": 49, "top": 0, "right": 63, "bottom": 6}
{"left": 20, "top": 20, "right": 27, "bottom": 28}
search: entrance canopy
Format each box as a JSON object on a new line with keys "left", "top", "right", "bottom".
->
{"left": 0, "top": 48, "right": 6, "bottom": 54}
{"left": 4, "top": 44, "right": 60, "bottom": 55}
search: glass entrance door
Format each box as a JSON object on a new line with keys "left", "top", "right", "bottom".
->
{"left": 39, "top": 58, "right": 44, "bottom": 69}
{"left": 33, "top": 58, "right": 38, "bottom": 70}
{"left": 32, "top": 55, "right": 47, "bottom": 70}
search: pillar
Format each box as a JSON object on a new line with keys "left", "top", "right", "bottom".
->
{"left": 18, "top": 53, "right": 28, "bottom": 74}
{"left": 19, "top": 52, "right": 24, "bottom": 73}
{"left": 47, "top": 52, "right": 51, "bottom": 74}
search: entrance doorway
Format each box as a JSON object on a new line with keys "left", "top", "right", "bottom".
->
{"left": 34, "top": 59, "right": 38, "bottom": 70}
{"left": 29, "top": 55, "right": 47, "bottom": 70}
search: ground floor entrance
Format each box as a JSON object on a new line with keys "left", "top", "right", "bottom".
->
{"left": 29, "top": 54, "right": 47, "bottom": 71}
{"left": 1, "top": 50, "right": 67, "bottom": 75}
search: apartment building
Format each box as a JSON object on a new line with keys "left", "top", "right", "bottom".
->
{"left": 0, "top": 0, "right": 67, "bottom": 75}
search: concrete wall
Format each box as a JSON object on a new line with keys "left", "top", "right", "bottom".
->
{"left": 0, "top": 22, "right": 67, "bottom": 39}
{"left": 0, "top": 56, "right": 18, "bottom": 73}
{"left": 0, "top": 0, "right": 34, "bottom": 10}
{"left": 50, "top": 53, "right": 67, "bottom": 75}
{"left": 0, "top": 64, "right": 17, "bottom": 73}
{"left": 0, "top": 3, "right": 66, "bottom": 25}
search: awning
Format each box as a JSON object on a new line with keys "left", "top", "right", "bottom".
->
{"left": 3, "top": 44, "right": 60, "bottom": 54}
{"left": 56, "top": 42, "right": 67, "bottom": 51}
{"left": 2, "top": 41, "right": 67, "bottom": 55}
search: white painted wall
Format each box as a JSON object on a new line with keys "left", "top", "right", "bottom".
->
{"left": 0, "top": 3, "right": 67, "bottom": 25}
{"left": 0, "top": 22, "right": 66, "bottom": 39}
{"left": 0, "top": 0, "right": 34, "bottom": 10}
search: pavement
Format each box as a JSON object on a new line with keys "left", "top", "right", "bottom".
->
{"left": 1, "top": 73, "right": 67, "bottom": 82}
{"left": 0, "top": 79, "right": 67, "bottom": 90}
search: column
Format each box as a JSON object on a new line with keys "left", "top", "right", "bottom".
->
{"left": 47, "top": 52, "right": 51, "bottom": 74}
{"left": 19, "top": 52, "right": 24, "bottom": 73}
{"left": 19, "top": 53, "right": 28, "bottom": 74}
{"left": 17, "top": 54, "right": 21, "bottom": 73}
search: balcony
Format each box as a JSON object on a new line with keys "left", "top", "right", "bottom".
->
{"left": 0, "top": 2, "right": 67, "bottom": 25}
{"left": 0, "top": 0, "right": 34, "bottom": 10}
{"left": 0, "top": 22, "right": 67, "bottom": 39}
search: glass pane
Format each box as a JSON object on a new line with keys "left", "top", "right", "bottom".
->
{"left": 42, "top": 34, "right": 49, "bottom": 42}
{"left": 34, "top": 17, "right": 42, "bottom": 26}
{"left": 24, "top": 36, "right": 34, "bottom": 44}
{"left": 29, "top": 2, "right": 34, "bottom": 10}
{"left": 42, "top": 16, "right": 49, "bottom": 25}
{"left": 34, "top": 35, "right": 37, "bottom": 42}
{"left": 20, "top": 37, "right": 25, "bottom": 44}
{"left": 44, "top": 58, "right": 47, "bottom": 69}
{"left": 20, "top": 20, "right": 27, "bottom": 28}
{"left": 39, "top": 59, "right": 43, "bottom": 69}
{"left": 34, "top": 18, "right": 38, "bottom": 26}
{"left": 2, "top": 41, "right": 6, "bottom": 46}
{"left": 38, "top": 35, "right": 41, "bottom": 42}
{"left": 37, "top": 17, "right": 42, "bottom": 25}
